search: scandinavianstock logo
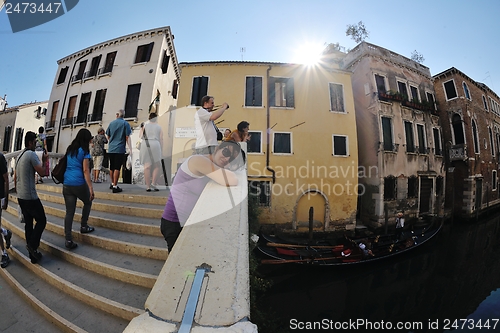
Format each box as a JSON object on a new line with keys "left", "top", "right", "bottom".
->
{"left": 1, "top": 0, "right": 79, "bottom": 33}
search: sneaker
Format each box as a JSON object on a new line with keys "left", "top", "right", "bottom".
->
{"left": 65, "top": 240, "right": 78, "bottom": 249}
{"left": 112, "top": 186, "right": 123, "bottom": 193}
{"left": 151, "top": 185, "right": 159, "bottom": 192}
{"left": 4, "top": 229, "right": 12, "bottom": 249}
{"left": 1, "top": 254, "right": 10, "bottom": 268}
{"left": 109, "top": 184, "right": 114, "bottom": 189}
{"left": 80, "top": 225, "right": 95, "bottom": 234}
{"left": 26, "top": 245, "right": 42, "bottom": 263}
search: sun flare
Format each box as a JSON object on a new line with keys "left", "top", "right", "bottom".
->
{"left": 293, "top": 42, "right": 324, "bottom": 66}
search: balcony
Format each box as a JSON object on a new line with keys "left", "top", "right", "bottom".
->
{"left": 449, "top": 144, "right": 467, "bottom": 161}
{"left": 45, "top": 120, "right": 56, "bottom": 130}
{"left": 97, "top": 66, "right": 113, "bottom": 76}
{"left": 61, "top": 117, "right": 76, "bottom": 127}
{"left": 87, "top": 113, "right": 103, "bottom": 123}
{"left": 378, "top": 91, "right": 438, "bottom": 114}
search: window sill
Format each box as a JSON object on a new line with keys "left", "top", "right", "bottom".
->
{"left": 272, "top": 152, "right": 293, "bottom": 155}
{"left": 270, "top": 106, "right": 295, "bottom": 110}
{"left": 248, "top": 152, "right": 264, "bottom": 155}
{"left": 88, "top": 121, "right": 101, "bottom": 125}
{"left": 74, "top": 123, "right": 85, "bottom": 128}
{"left": 332, "top": 154, "right": 349, "bottom": 157}
{"left": 329, "top": 110, "right": 347, "bottom": 114}
{"left": 244, "top": 106, "right": 264, "bottom": 109}
{"left": 98, "top": 72, "right": 112, "bottom": 79}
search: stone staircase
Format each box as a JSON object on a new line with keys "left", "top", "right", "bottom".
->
{"left": 0, "top": 180, "right": 168, "bottom": 333}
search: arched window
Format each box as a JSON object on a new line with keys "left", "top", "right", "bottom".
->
{"left": 463, "top": 82, "right": 471, "bottom": 100}
{"left": 452, "top": 113, "right": 465, "bottom": 145}
{"left": 471, "top": 119, "right": 480, "bottom": 153}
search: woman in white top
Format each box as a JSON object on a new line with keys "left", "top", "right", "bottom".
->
{"left": 139, "top": 113, "right": 164, "bottom": 191}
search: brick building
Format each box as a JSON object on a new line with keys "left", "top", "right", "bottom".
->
{"left": 433, "top": 67, "right": 500, "bottom": 218}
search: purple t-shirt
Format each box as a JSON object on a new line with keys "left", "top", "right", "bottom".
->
{"left": 162, "top": 156, "right": 210, "bottom": 225}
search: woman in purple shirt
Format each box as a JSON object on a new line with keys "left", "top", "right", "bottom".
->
{"left": 161, "top": 141, "right": 242, "bottom": 252}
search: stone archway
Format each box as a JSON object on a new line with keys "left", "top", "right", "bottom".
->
{"left": 292, "top": 190, "right": 330, "bottom": 230}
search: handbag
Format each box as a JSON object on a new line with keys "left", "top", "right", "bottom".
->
{"left": 51, "top": 154, "right": 67, "bottom": 184}
{"left": 136, "top": 140, "right": 142, "bottom": 150}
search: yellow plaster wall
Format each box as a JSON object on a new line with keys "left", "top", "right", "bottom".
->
{"left": 174, "top": 62, "right": 358, "bottom": 228}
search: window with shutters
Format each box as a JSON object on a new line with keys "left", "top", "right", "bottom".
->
{"left": 99, "top": 51, "right": 116, "bottom": 75}
{"left": 273, "top": 132, "right": 292, "bottom": 154}
{"left": 134, "top": 42, "right": 154, "bottom": 64}
{"left": 248, "top": 181, "right": 271, "bottom": 206}
{"left": 124, "top": 84, "right": 141, "bottom": 118}
{"left": 190, "top": 76, "right": 209, "bottom": 106}
{"left": 374, "top": 74, "right": 386, "bottom": 93}
{"left": 384, "top": 176, "right": 397, "bottom": 201}
{"left": 245, "top": 76, "right": 263, "bottom": 107}
{"left": 397, "top": 81, "right": 408, "bottom": 99}
{"left": 47, "top": 100, "right": 59, "bottom": 129}
{"left": 433, "top": 128, "right": 442, "bottom": 156}
{"left": 161, "top": 50, "right": 170, "bottom": 74}
{"left": 381, "top": 117, "right": 394, "bottom": 151}
{"left": 472, "top": 119, "right": 480, "bottom": 154}
{"left": 463, "top": 82, "right": 471, "bottom": 100}
{"left": 2, "top": 126, "right": 12, "bottom": 152}
{"left": 405, "top": 121, "right": 415, "bottom": 153}
{"left": 269, "top": 77, "right": 294, "bottom": 108}
{"left": 90, "top": 89, "right": 106, "bottom": 122}
{"left": 64, "top": 96, "right": 77, "bottom": 126}
{"left": 57, "top": 66, "right": 69, "bottom": 84}
{"left": 410, "top": 85, "right": 419, "bottom": 102}
{"left": 172, "top": 80, "right": 178, "bottom": 99}
{"left": 14, "top": 128, "right": 24, "bottom": 151}
{"left": 452, "top": 113, "right": 465, "bottom": 145}
{"left": 76, "top": 92, "right": 91, "bottom": 124}
{"left": 332, "top": 135, "right": 348, "bottom": 156}
{"left": 443, "top": 80, "right": 458, "bottom": 100}
{"left": 247, "top": 131, "right": 262, "bottom": 153}
{"left": 416, "top": 124, "right": 426, "bottom": 154}
{"left": 86, "top": 55, "right": 102, "bottom": 79}
{"left": 72, "top": 60, "right": 87, "bottom": 82}
{"left": 329, "top": 83, "right": 345, "bottom": 113}
{"left": 426, "top": 91, "right": 436, "bottom": 110}
{"left": 408, "top": 176, "right": 418, "bottom": 198}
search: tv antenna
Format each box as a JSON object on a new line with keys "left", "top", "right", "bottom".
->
{"left": 240, "top": 47, "right": 246, "bottom": 61}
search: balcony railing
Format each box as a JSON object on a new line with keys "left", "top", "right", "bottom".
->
{"left": 97, "top": 66, "right": 113, "bottom": 75}
{"left": 45, "top": 120, "right": 56, "bottom": 130}
{"left": 62, "top": 117, "right": 76, "bottom": 126}
{"left": 378, "top": 91, "right": 438, "bottom": 113}
{"left": 449, "top": 144, "right": 467, "bottom": 161}
{"left": 87, "top": 113, "right": 103, "bottom": 123}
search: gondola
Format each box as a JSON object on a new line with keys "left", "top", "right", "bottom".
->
{"left": 255, "top": 219, "right": 443, "bottom": 266}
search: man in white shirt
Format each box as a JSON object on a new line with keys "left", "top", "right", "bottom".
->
{"left": 194, "top": 95, "right": 229, "bottom": 154}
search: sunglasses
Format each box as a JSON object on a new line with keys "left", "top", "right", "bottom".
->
{"left": 222, "top": 147, "right": 236, "bottom": 160}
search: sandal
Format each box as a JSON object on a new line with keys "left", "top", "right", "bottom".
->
{"left": 65, "top": 240, "right": 78, "bottom": 249}
{"left": 80, "top": 226, "right": 95, "bottom": 234}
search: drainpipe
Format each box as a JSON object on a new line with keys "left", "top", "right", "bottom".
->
{"left": 55, "top": 49, "right": 92, "bottom": 153}
{"left": 266, "top": 65, "right": 276, "bottom": 184}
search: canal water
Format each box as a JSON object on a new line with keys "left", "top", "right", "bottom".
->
{"left": 254, "top": 216, "right": 500, "bottom": 332}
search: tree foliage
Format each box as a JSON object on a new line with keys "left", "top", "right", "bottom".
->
{"left": 411, "top": 50, "right": 425, "bottom": 64}
{"left": 346, "top": 21, "right": 369, "bottom": 43}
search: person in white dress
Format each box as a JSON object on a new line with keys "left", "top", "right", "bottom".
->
{"left": 139, "top": 112, "right": 163, "bottom": 191}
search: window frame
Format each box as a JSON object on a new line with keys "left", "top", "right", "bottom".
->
{"left": 247, "top": 131, "right": 263, "bottom": 154}
{"left": 410, "top": 84, "right": 420, "bottom": 102}
{"left": 244, "top": 76, "right": 263, "bottom": 107}
{"left": 272, "top": 131, "right": 292, "bottom": 155}
{"left": 462, "top": 82, "right": 471, "bottom": 100}
{"left": 483, "top": 95, "right": 489, "bottom": 111}
{"left": 374, "top": 73, "right": 387, "bottom": 93}
{"left": 443, "top": 79, "right": 458, "bottom": 101}
{"left": 124, "top": 83, "right": 142, "bottom": 119}
{"left": 404, "top": 121, "right": 415, "bottom": 153}
{"left": 416, "top": 123, "right": 427, "bottom": 154}
{"left": 471, "top": 119, "right": 480, "bottom": 154}
{"left": 248, "top": 180, "right": 271, "bottom": 207}
{"left": 493, "top": 170, "right": 498, "bottom": 191}
{"left": 383, "top": 176, "right": 397, "bottom": 201}
{"left": 268, "top": 77, "right": 294, "bottom": 108}
{"left": 332, "top": 134, "right": 348, "bottom": 157}
{"left": 407, "top": 176, "right": 418, "bottom": 199}
{"left": 329, "top": 82, "right": 346, "bottom": 113}
{"left": 489, "top": 127, "right": 495, "bottom": 157}
{"left": 397, "top": 79, "right": 409, "bottom": 100}
{"left": 134, "top": 42, "right": 154, "bottom": 64}
{"left": 433, "top": 127, "right": 443, "bottom": 156}
{"left": 381, "top": 116, "right": 394, "bottom": 152}
{"left": 190, "top": 76, "right": 209, "bottom": 106}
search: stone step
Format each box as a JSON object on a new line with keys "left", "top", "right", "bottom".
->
{"left": 0, "top": 179, "right": 170, "bottom": 332}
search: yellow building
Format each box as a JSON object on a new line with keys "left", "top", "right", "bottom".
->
{"left": 172, "top": 61, "right": 358, "bottom": 230}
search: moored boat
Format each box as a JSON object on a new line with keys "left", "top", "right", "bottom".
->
{"left": 256, "top": 220, "right": 443, "bottom": 266}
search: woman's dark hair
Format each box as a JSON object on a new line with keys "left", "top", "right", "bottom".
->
{"left": 149, "top": 112, "right": 158, "bottom": 122}
{"left": 214, "top": 140, "right": 246, "bottom": 169}
{"left": 66, "top": 128, "right": 93, "bottom": 157}
{"left": 237, "top": 121, "right": 249, "bottom": 132}
{"left": 38, "top": 126, "right": 45, "bottom": 134}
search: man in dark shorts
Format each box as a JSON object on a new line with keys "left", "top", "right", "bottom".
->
{"left": 106, "top": 109, "right": 132, "bottom": 193}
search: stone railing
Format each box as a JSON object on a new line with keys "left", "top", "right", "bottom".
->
{"left": 124, "top": 143, "right": 257, "bottom": 333}
{"left": 5, "top": 150, "right": 64, "bottom": 190}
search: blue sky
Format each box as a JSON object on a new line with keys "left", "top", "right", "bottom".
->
{"left": 1, "top": 0, "right": 500, "bottom": 107}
